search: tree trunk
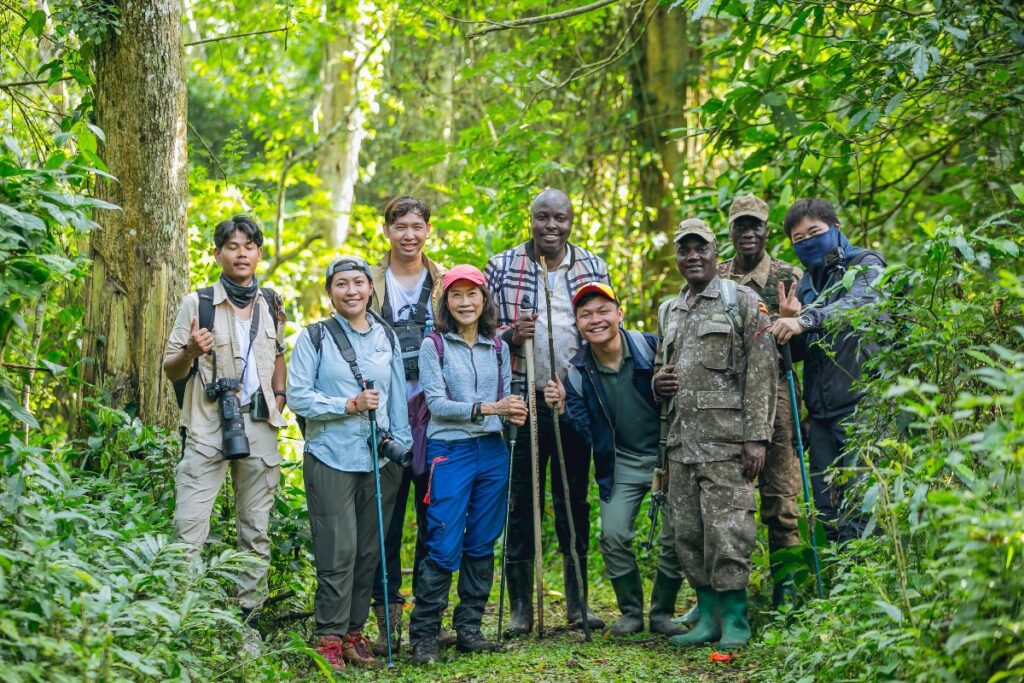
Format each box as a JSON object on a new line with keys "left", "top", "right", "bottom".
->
{"left": 631, "top": 4, "right": 693, "bottom": 236}
{"left": 314, "top": 2, "right": 373, "bottom": 247}
{"left": 82, "top": 0, "right": 188, "bottom": 430}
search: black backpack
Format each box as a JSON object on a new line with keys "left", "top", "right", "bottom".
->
{"left": 172, "top": 286, "right": 283, "bottom": 409}
{"left": 295, "top": 310, "right": 397, "bottom": 438}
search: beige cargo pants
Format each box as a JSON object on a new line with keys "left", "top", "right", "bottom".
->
{"left": 173, "top": 414, "right": 281, "bottom": 610}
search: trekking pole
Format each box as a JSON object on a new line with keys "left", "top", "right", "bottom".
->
{"left": 497, "top": 379, "right": 524, "bottom": 643}
{"left": 778, "top": 343, "right": 824, "bottom": 599}
{"left": 539, "top": 260, "right": 591, "bottom": 642}
{"left": 365, "top": 379, "right": 396, "bottom": 668}
{"left": 524, "top": 334, "right": 545, "bottom": 638}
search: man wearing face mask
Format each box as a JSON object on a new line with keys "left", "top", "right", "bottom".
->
{"left": 716, "top": 195, "right": 804, "bottom": 607}
{"left": 771, "top": 198, "right": 887, "bottom": 544}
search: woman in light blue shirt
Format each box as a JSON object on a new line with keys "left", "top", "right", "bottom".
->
{"left": 407, "top": 265, "right": 527, "bottom": 664}
{"left": 287, "top": 256, "right": 411, "bottom": 670}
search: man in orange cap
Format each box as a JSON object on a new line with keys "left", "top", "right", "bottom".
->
{"left": 543, "top": 282, "right": 686, "bottom": 636}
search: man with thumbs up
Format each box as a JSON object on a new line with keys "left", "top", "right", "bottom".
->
{"left": 163, "top": 215, "right": 287, "bottom": 643}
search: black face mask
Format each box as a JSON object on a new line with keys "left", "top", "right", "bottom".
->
{"left": 220, "top": 273, "right": 259, "bottom": 309}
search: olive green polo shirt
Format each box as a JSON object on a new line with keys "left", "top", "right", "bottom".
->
{"left": 595, "top": 332, "right": 660, "bottom": 483}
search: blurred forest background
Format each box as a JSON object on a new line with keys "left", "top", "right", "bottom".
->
{"left": 1, "top": 0, "right": 1022, "bottom": 681}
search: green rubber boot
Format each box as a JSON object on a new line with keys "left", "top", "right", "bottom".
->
{"left": 668, "top": 588, "right": 720, "bottom": 647}
{"left": 671, "top": 603, "right": 700, "bottom": 628}
{"left": 718, "top": 589, "right": 752, "bottom": 649}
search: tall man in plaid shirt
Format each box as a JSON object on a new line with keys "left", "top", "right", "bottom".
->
{"left": 484, "top": 188, "right": 610, "bottom": 636}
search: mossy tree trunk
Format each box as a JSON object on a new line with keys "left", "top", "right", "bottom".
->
{"left": 82, "top": 0, "right": 188, "bottom": 430}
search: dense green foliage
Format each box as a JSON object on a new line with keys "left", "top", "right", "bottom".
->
{"left": 2, "top": 0, "right": 1023, "bottom": 680}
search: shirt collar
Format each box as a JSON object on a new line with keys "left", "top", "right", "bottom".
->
{"left": 332, "top": 311, "right": 373, "bottom": 334}
{"left": 443, "top": 330, "right": 495, "bottom": 347}
{"left": 725, "top": 254, "right": 771, "bottom": 289}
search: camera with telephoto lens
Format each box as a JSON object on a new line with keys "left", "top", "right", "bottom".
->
{"left": 369, "top": 429, "right": 412, "bottom": 468}
{"left": 204, "top": 352, "right": 251, "bottom": 460}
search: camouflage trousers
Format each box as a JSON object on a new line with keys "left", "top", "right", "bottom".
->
{"left": 761, "top": 379, "right": 802, "bottom": 549}
{"left": 667, "top": 457, "right": 756, "bottom": 592}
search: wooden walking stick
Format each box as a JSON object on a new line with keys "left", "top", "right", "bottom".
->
{"left": 539, "top": 259, "right": 592, "bottom": 642}
{"left": 524, "top": 333, "right": 545, "bottom": 638}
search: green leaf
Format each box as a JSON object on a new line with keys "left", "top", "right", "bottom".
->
{"left": 875, "top": 600, "right": 904, "bottom": 624}
{"left": 26, "top": 10, "right": 46, "bottom": 38}
{"left": 1011, "top": 183, "right": 1024, "bottom": 203}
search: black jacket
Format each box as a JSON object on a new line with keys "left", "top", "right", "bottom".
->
{"left": 800, "top": 250, "right": 886, "bottom": 419}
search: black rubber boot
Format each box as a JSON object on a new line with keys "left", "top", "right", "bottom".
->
{"left": 609, "top": 570, "right": 644, "bottom": 635}
{"left": 408, "top": 558, "right": 453, "bottom": 664}
{"left": 502, "top": 561, "right": 533, "bottom": 638}
{"left": 648, "top": 572, "right": 685, "bottom": 636}
{"left": 454, "top": 554, "right": 496, "bottom": 653}
{"left": 563, "top": 554, "right": 605, "bottom": 629}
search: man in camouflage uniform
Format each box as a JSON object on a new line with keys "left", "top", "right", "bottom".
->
{"left": 654, "top": 218, "right": 777, "bottom": 649}
{"left": 717, "top": 194, "right": 804, "bottom": 607}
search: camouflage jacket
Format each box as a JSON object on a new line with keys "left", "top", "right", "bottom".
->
{"left": 717, "top": 254, "right": 802, "bottom": 319}
{"left": 655, "top": 276, "right": 778, "bottom": 464}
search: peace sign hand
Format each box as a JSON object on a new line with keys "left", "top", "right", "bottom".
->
{"left": 777, "top": 280, "right": 801, "bottom": 318}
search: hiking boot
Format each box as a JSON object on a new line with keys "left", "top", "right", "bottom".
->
{"left": 411, "top": 636, "right": 440, "bottom": 664}
{"left": 648, "top": 572, "right": 685, "bottom": 636}
{"left": 609, "top": 570, "right": 644, "bottom": 635}
{"left": 718, "top": 589, "right": 753, "bottom": 649}
{"left": 372, "top": 603, "right": 402, "bottom": 656}
{"left": 563, "top": 554, "right": 605, "bottom": 630}
{"left": 315, "top": 635, "right": 346, "bottom": 672}
{"left": 502, "top": 560, "right": 533, "bottom": 638}
{"left": 456, "top": 628, "right": 496, "bottom": 653}
{"left": 341, "top": 631, "right": 376, "bottom": 665}
{"left": 669, "top": 587, "right": 721, "bottom": 647}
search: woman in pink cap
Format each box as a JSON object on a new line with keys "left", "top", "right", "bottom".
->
{"left": 407, "top": 264, "right": 528, "bottom": 663}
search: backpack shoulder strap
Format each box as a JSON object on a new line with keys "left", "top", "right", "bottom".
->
{"left": 307, "top": 320, "right": 324, "bottom": 354}
{"left": 718, "top": 279, "right": 744, "bottom": 335}
{"left": 197, "top": 286, "right": 215, "bottom": 333}
{"left": 322, "top": 316, "right": 364, "bottom": 387}
{"left": 493, "top": 336, "right": 504, "bottom": 400}
{"left": 427, "top": 331, "right": 444, "bottom": 367}
{"left": 626, "top": 330, "right": 656, "bottom": 365}
{"left": 565, "top": 365, "right": 584, "bottom": 398}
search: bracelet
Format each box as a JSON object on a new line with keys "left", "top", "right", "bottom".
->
{"left": 273, "top": 390, "right": 287, "bottom": 399}
{"left": 471, "top": 402, "right": 484, "bottom": 422}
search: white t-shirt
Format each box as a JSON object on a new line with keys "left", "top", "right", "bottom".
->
{"left": 385, "top": 268, "right": 433, "bottom": 398}
{"left": 233, "top": 316, "right": 262, "bottom": 405}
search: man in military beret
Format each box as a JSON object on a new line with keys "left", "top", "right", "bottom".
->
{"left": 717, "top": 194, "right": 804, "bottom": 607}
{"left": 654, "top": 218, "right": 777, "bottom": 649}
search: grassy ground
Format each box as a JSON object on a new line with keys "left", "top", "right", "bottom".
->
{"left": 323, "top": 566, "right": 762, "bottom": 682}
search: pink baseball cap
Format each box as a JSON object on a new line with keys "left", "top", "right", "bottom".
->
{"left": 442, "top": 264, "right": 487, "bottom": 291}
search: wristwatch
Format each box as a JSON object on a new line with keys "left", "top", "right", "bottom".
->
{"left": 471, "top": 402, "right": 485, "bottom": 423}
{"left": 798, "top": 312, "right": 815, "bottom": 331}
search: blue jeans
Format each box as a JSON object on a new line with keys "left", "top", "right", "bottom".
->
{"left": 423, "top": 434, "right": 509, "bottom": 572}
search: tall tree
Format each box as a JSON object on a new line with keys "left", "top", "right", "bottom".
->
{"left": 314, "top": 1, "right": 377, "bottom": 247}
{"left": 631, "top": 3, "right": 693, "bottom": 236}
{"left": 82, "top": 0, "right": 188, "bottom": 429}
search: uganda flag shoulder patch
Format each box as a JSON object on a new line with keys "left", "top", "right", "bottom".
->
{"left": 758, "top": 300, "right": 769, "bottom": 316}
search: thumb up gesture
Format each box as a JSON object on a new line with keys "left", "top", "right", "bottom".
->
{"left": 186, "top": 316, "right": 214, "bottom": 360}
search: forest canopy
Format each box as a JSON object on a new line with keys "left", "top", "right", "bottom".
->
{"left": 1, "top": 0, "right": 1022, "bottom": 681}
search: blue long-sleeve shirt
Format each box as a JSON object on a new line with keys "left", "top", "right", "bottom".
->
{"left": 287, "top": 313, "right": 412, "bottom": 472}
{"left": 419, "top": 331, "right": 511, "bottom": 441}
